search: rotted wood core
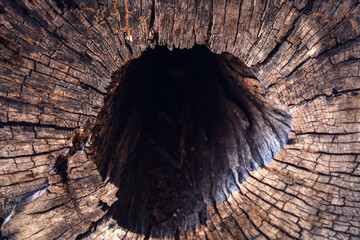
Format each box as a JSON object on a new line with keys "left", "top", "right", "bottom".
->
{"left": 89, "top": 45, "right": 292, "bottom": 236}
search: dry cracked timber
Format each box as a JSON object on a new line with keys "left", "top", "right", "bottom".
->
{"left": 0, "top": 0, "right": 359, "bottom": 239}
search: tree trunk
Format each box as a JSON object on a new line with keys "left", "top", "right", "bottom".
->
{"left": 0, "top": 0, "right": 359, "bottom": 239}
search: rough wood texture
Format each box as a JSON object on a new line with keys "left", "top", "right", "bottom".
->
{"left": 0, "top": 0, "right": 359, "bottom": 239}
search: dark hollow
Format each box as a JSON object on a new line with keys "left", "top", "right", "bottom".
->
{"left": 89, "top": 46, "right": 292, "bottom": 236}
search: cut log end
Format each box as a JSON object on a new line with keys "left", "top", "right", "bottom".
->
{"left": 89, "top": 45, "right": 292, "bottom": 235}
{"left": 1, "top": 0, "right": 358, "bottom": 239}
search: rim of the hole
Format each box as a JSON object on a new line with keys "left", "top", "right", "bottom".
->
{"left": 86, "top": 44, "right": 293, "bottom": 236}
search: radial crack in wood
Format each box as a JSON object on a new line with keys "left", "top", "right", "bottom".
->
{"left": 1, "top": 0, "right": 359, "bottom": 239}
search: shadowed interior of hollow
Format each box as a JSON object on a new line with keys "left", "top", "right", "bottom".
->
{"left": 89, "top": 46, "right": 292, "bottom": 236}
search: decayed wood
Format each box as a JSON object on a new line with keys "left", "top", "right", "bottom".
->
{"left": 87, "top": 46, "right": 291, "bottom": 236}
{"left": 0, "top": 0, "right": 359, "bottom": 239}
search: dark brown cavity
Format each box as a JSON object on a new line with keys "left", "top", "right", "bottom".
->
{"left": 89, "top": 45, "right": 292, "bottom": 236}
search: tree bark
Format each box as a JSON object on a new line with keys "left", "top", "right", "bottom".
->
{"left": 0, "top": 0, "right": 359, "bottom": 239}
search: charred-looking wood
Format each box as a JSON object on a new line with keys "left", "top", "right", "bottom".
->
{"left": 1, "top": 0, "right": 358, "bottom": 239}
{"left": 89, "top": 46, "right": 292, "bottom": 236}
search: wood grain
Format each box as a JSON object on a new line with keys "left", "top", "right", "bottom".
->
{"left": 0, "top": 0, "right": 359, "bottom": 239}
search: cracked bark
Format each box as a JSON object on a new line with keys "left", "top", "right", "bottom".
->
{"left": 1, "top": 0, "right": 359, "bottom": 239}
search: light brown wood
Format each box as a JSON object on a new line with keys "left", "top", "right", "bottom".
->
{"left": 0, "top": 0, "right": 359, "bottom": 239}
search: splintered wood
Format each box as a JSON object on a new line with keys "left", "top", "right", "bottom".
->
{"left": 0, "top": 0, "right": 359, "bottom": 239}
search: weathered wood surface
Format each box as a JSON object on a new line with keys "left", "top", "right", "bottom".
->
{"left": 0, "top": 0, "right": 359, "bottom": 239}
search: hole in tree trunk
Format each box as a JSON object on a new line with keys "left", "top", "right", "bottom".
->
{"left": 89, "top": 45, "right": 292, "bottom": 236}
